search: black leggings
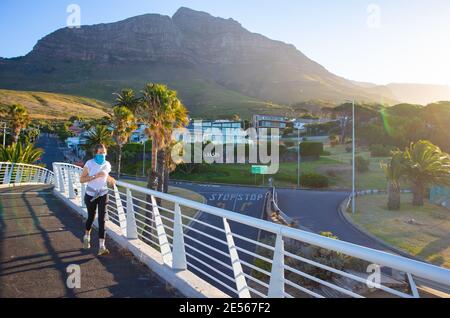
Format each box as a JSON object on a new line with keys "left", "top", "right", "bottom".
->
{"left": 84, "top": 194, "right": 108, "bottom": 239}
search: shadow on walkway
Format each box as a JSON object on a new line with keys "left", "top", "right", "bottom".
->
{"left": 0, "top": 185, "right": 179, "bottom": 298}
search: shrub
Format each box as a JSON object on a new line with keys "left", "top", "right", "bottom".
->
{"left": 285, "top": 232, "right": 346, "bottom": 285}
{"left": 329, "top": 134, "right": 340, "bottom": 147}
{"left": 352, "top": 155, "right": 370, "bottom": 172}
{"left": 370, "top": 144, "right": 394, "bottom": 157}
{"left": 300, "top": 173, "right": 329, "bottom": 188}
{"left": 300, "top": 141, "right": 324, "bottom": 158}
{"left": 345, "top": 146, "right": 352, "bottom": 153}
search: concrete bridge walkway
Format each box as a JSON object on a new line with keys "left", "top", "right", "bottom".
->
{"left": 0, "top": 185, "right": 177, "bottom": 298}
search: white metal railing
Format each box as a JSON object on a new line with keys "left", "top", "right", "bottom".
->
{"left": 52, "top": 162, "right": 450, "bottom": 298}
{"left": 0, "top": 162, "right": 54, "bottom": 186}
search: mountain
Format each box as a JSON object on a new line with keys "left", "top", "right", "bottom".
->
{"left": 0, "top": 89, "right": 109, "bottom": 119}
{"left": 0, "top": 7, "right": 399, "bottom": 118}
{"left": 386, "top": 83, "right": 450, "bottom": 105}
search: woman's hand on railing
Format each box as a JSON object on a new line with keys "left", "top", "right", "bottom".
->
{"left": 107, "top": 176, "right": 116, "bottom": 188}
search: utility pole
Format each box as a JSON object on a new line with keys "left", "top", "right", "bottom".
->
{"left": 1, "top": 122, "right": 7, "bottom": 147}
{"left": 297, "top": 125, "right": 301, "bottom": 189}
{"left": 352, "top": 100, "right": 356, "bottom": 215}
{"left": 142, "top": 138, "right": 147, "bottom": 177}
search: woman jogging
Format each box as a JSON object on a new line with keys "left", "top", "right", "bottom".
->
{"left": 80, "top": 144, "right": 116, "bottom": 256}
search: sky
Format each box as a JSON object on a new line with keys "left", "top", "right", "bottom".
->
{"left": 1, "top": 0, "right": 449, "bottom": 86}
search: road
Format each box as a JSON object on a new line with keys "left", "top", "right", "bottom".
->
{"left": 35, "top": 134, "right": 66, "bottom": 170}
{"left": 276, "top": 188, "right": 389, "bottom": 251}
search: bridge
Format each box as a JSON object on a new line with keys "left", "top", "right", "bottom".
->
{"left": 1, "top": 162, "right": 450, "bottom": 298}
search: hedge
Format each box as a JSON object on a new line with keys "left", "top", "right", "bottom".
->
{"left": 300, "top": 141, "right": 324, "bottom": 158}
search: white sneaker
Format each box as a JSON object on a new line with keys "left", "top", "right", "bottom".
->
{"left": 83, "top": 236, "right": 91, "bottom": 249}
{"left": 98, "top": 247, "right": 110, "bottom": 256}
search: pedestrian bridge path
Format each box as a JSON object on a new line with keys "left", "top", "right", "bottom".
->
{"left": 0, "top": 162, "right": 450, "bottom": 299}
{"left": 0, "top": 185, "right": 176, "bottom": 298}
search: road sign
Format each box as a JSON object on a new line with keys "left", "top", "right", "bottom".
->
{"left": 251, "top": 165, "right": 269, "bottom": 175}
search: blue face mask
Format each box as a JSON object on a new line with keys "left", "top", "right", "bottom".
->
{"left": 94, "top": 154, "right": 106, "bottom": 165}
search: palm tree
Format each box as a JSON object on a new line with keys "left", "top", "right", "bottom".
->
{"left": 402, "top": 140, "right": 450, "bottom": 206}
{"left": 381, "top": 150, "right": 404, "bottom": 210}
{"left": 111, "top": 106, "right": 137, "bottom": 179}
{"left": 163, "top": 140, "right": 185, "bottom": 193}
{"left": 113, "top": 89, "right": 140, "bottom": 114}
{"left": 137, "top": 83, "right": 188, "bottom": 191}
{"left": 84, "top": 125, "right": 114, "bottom": 156}
{"left": 0, "top": 141, "right": 43, "bottom": 164}
{"left": 2, "top": 104, "right": 31, "bottom": 143}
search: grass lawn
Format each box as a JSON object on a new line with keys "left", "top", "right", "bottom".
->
{"left": 349, "top": 193, "right": 450, "bottom": 268}
{"left": 169, "top": 144, "right": 390, "bottom": 190}
{"left": 0, "top": 89, "right": 110, "bottom": 119}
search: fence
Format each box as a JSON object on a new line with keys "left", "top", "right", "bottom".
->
{"left": 0, "top": 162, "right": 54, "bottom": 186}
{"left": 52, "top": 162, "right": 450, "bottom": 298}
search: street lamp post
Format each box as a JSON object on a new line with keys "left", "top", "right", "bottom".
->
{"left": 0, "top": 122, "right": 7, "bottom": 147}
{"left": 142, "top": 137, "right": 147, "bottom": 177}
{"left": 351, "top": 100, "right": 356, "bottom": 215}
{"left": 297, "top": 126, "right": 301, "bottom": 189}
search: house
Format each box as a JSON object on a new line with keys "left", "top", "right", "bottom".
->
{"left": 252, "top": 115, "right": 288, "bottom": 132}
{"left": 130, "top": 123, "right": 148, "bottom": 144}
{"left": 65, "top": 135, "right": 87, "bottom": 159}
{"left": 174, "top": 119, "right": 247, "bottom": 144}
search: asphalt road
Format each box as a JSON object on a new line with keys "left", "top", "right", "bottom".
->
{"left": 277, "top": 188, "right": 389, "bottom": 251}
{"left": 35, "top": 134, "right": 66, "bottom": 170}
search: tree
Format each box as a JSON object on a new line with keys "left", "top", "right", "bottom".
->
{"left": 381, "top": 150, "right": 404, "bottom": 210}
{"left": 111, "top": 106, "right": 137, "bottom": 179}
{"left": 0, "top": 141, "right": 43, "bottom": 164}
{"left": 137, "top": 83, "right": 188, "bottom": 192}
{"left": 84, "top": 125, "right": 114, "bottom": 156}
{"left": 114, "top": 89, "right": 140, "bottom": 114}
{"left": 2, "top": 104, "right": 31, "bottom": 143}
{"left": 402, "top": 140, "right": 450, "bottom": 206}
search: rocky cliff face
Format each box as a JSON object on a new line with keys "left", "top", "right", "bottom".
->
{"left": 0, "top": 7, "right": 398, "bottom": 111}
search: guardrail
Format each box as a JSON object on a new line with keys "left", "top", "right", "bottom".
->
{"left": 0, "top": 162, "right": 54, "bottom": 186}
{"left": 52, "top": 162, "right": 450, "bottom": 298}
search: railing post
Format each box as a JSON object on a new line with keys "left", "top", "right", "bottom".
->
{"left": 33, "top": 168, "right": 40, "bottom": 183}
{"left": 26, "top": 167, "right": 33, "bottom": 183}
{"left": 5, "top": 164, "right": 13, "bottom": 184}
{"left": 52, "top": 163, "right": 59, "bottom": 189}
{"left": 67, "top": 167, "right": 76, "bottom": 199}
{"left": 114, "top": 185, "right": 127, "bottom": 235}
{"left": 1, "top": 164, "right": 7, "bottom": 184}
{"left": 15, "top": 165, "right": 22, "bottom": 184}
{"left": 42, "top": 170, "right": 48, "bottom": 184}
{"left": 268, "top": 233, "right": 285, "bottom": 298}
{"left": 223, "top": 217, "right": 251, "bottom": 298}
{"left": 172, "top": 203, "right": 187, "bottom": 271}
{"left": 126, "top": 188, "right": 138, "bottom": 239}
{"left": 58, "top": 165, "right": 65, "bottom": 193}
{"left": 151, "top": 195, "right": 173, "bottom": 266}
